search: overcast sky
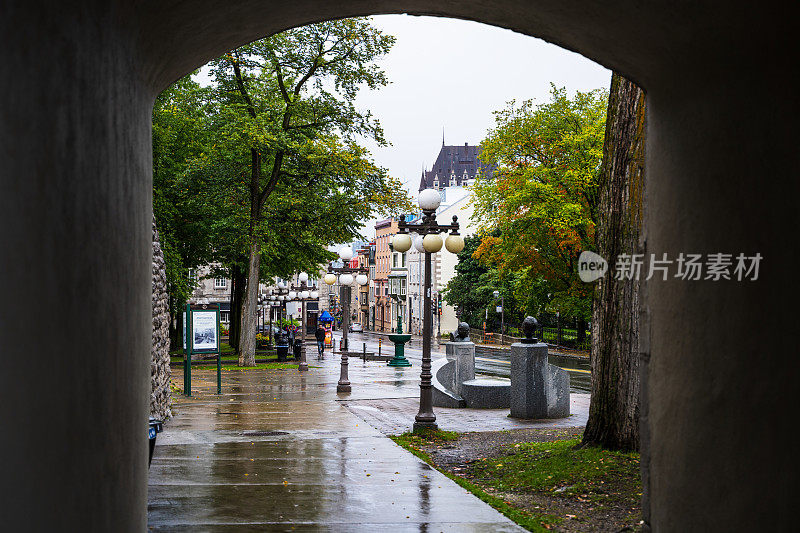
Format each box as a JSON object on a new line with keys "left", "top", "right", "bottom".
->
{"left": 353, "top": 15, "right": 610, "bottom": 238}
{"left": 196, "top": 15, "right": 610, "bottom": 242}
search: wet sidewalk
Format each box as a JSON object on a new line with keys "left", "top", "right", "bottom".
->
{"left": 148, "top": 349, "right": 588, "bottom": 531}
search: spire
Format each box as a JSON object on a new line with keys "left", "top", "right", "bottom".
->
{"left": 442, "top": 127, "right": 445, "bottom": 146}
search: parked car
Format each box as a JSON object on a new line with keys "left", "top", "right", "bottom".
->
{"left": 256, "top": 324, "right": 281, "bottom": 335}
{"left": 348, "top": 322, "right": 363, "bottom": 332}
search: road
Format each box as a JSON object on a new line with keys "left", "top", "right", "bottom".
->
{"left": 329, "top": 330, "right": 591, "bottom": 393}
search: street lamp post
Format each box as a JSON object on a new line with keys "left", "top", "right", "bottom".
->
{"left": 324, "top": 247, "right": 369, "bottom": 393}
{"left": 392, "top": 189, "right": 465, "bottom": 432}
{"left": 290, "top": 271, "right": 319, "bottom": 373}
{"left": 493, "top": 290, "right": 504, "bottom": 344}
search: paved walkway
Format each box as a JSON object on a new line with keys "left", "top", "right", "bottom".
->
{"left": 148, "top": 347, "right": 588, "bottom": 531}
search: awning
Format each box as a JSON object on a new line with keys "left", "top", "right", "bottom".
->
{"left": 318, "top": 310, "right": 334, "bottom": 322}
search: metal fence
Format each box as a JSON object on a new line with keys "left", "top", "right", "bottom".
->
{"left": 468, "top": 321, "right": 591, "bottom": 353}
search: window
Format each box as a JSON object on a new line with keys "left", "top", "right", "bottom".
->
{"left": 401, "top": 278, "right": 407, "bottom": 297}
{"left": 220, "top": 311, "right": 230, "bottom": 323}
{"left": 214, "top": 278, "right": 227, "bottom": 289}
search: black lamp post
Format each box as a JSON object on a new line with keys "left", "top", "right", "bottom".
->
{"left": 493, "top": 290, "right": 504, "bottom": 344}
{"left": 324, "top": 247, "right": 369, "bottom": 393}
{"left": 289, "top": 272, "right": 319, "bottom": 372}
{"left": 392, "top": 189, "right": 465, "bottom": 432}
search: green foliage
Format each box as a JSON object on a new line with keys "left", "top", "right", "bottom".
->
{"left": 152, "top": 76, "right": 216, "bottom": 316}
{"left": 194, "top": 17, "right": 411, "bottom": 273}
{"left": 471, "top": 85, "right": 608, "bottom": 321}
{"left": 441, "top": 234, "right": 531, "bottom": 332}
{"left": 152, "top": 19, "right": 413, "bottom": 337}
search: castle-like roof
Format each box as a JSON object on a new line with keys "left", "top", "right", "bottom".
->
{"left": 418, "top": 142, "right": 495, "bottom": 192}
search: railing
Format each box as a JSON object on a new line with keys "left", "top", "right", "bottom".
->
{"left": 468, "top": 326, "right": 590, "bottom": 353}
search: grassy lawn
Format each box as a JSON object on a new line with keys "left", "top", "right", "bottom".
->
{"left": 170, "top": 342, "right": 284, "bottom": 364}
{"left": 390, "top": 429, "right": 642, "bottom": 532}
{"left": 219, "top": 362, "right": 298, "bottom": 371}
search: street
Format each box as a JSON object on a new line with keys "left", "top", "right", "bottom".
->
{"left": 330, "top": 330, "right": 591, "bottom": 393}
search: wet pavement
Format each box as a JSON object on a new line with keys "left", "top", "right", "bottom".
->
{"left": 148, "top": 343, "right": 589, "bottom": 531}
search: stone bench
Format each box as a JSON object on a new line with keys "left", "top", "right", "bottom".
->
{"left": 460, "top": 378, "right": 511, "bottom": 408}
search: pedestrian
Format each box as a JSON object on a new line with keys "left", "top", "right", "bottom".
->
{"left": 315, "top": 323, "right": 326, "bottom": 358}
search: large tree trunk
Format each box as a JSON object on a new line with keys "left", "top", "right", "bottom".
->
{"left": 228, "top": 264, "right": 245, "bottom": 352}
{"left": 237, "top": 239, "right": 260, "bottom": 366}
{"left": 582, "top": 73, "right": 646, "bottom": 451}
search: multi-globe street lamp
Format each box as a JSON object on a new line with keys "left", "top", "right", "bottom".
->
{"left": 391, "top": 189, "right": 465, "bottom": 431}
{"left": 270, "top": 282, "right": 290, "bottom": 342}
{"left": 289, "top": 271, "right": 319, "bottom": 372}
{"left": 324, "top": 246, "right": 369, "bottom": 393}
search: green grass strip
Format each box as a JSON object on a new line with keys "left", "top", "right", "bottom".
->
{"left": 219, "top": 363, "right": 298, "bottom": 371}
{"left": 390, "top": 431, "right": 561, "bottom": 532}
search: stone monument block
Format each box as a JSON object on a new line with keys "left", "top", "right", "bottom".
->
{"left": 510, "top": 341, "right": 570, "bottom": 419}
{"left": 445, "top": 341, "right": 476, "bottom": 396}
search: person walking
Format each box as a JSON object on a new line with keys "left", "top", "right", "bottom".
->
{"left": 315, "top": 324, "right": 326, "bottom": 359}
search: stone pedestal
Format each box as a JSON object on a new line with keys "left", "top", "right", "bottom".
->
{"left": 445, "top": 341, "right": 475, "bottom": 396}
{"left": 510, "top": 342, "right": 569, "bottom": 419}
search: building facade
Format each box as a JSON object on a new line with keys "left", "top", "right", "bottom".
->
{"left": 418, "top": 141, "right": 495, "bottom": 192}
{"left": 373, "top": 218, "right": 398, "bottom": 332}
{"left": 188, "top": 265, "right": 232, "bottom": 325}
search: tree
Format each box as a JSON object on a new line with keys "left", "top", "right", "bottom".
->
{"left": 152, "top": 76, "right": 216, "bottom": 346}
{"left": 441, "top": 234, "right": 524, "bottom": 333}
{"left": 195, "top": 19, "right": 405, "bottom": 365}
{"left": 471, "top": 86, "right": 608, "bottom": 322}
{"left": 581, "top": 74, "right": 646, "bottom": 452}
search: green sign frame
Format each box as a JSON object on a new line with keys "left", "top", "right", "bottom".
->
{"left": 183, "top": 303, "right": 222, "bottom": 396}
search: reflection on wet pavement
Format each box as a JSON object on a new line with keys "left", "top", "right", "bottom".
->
{"left": 148, "top": 353, "right": 526, "bottom": 531}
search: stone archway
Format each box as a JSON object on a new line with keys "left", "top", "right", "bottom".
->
{"left": 1, "top": 1, "right": 797, "bottom": 531}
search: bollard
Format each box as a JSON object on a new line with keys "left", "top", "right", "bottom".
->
{"left": 363, "top": 342, "right": 366, "bottom": 361}
{"left": 216, "top": 352, "right": 221, "bottom": 394}
{"left": 378, "top": 338, "right": 381, "bottom": 357}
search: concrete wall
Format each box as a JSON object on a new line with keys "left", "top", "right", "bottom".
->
{"left": 1, "top": 0, "right": 797, "bottom": 530}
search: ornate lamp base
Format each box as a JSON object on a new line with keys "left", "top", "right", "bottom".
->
{"left": 413, "top": 419, "right": 438, "bottom": 432}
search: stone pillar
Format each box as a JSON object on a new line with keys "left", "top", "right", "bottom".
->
{"left": 445, "top": 341, "right": 475, "bottom": 397}
{"left": 641, "top": 71, "right": 799, "bottom": 531}
{"left": 0, "top": 3, "right": 151, "bottom": 530}
{"left": 510, "top": 342, "right": 570, "bottom": 419}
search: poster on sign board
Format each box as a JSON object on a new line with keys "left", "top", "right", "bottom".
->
{"left": 192, "top": 310, "right": 218, "bottom": 351}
